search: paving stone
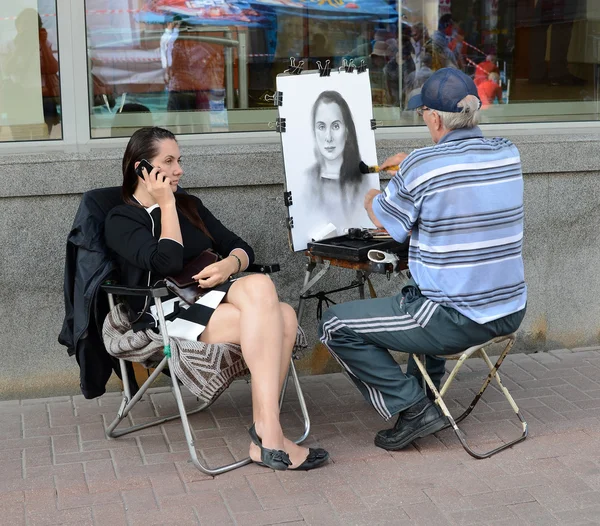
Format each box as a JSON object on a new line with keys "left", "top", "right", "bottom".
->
{"left": 0, "top": 502, "right": 25, "bottom": 526}
{"left": 22, "top": 409, "right": 50, "bottom": 430}
{"left": 321, "top": 485, "right": 365, "bottom": 515}
{"left": 8, "top": 351, "right": 600, "bottom": 525}
{"left": 139, "top": 434, "right": 170, "bottom": 455}
{"left": 91, "top": 502, "right": 127, "bottom": 526}
{"left": 549, "top": 349, "right": 574, "bottom": 358}
{"left": 246, "top": 471, "right": 326, "bottom": 510}
{"left": 526, "top": 484, "right": 580, "bottom": 513}
{"left": 220, "top": 479, "right": 262, "bottom": 513}
{"left": 26, "top": 461, "right": 84, "bottom": 481}
{"left": 0, "top": 436, "right": 50, "bottom": 451}
{"left": 566, "top": 375, "right": 600, "bottom": 392}
{"left": 190, "top": 490, "right": 234, "bottom": 524}
{"left": 570, "top": 346, "right": 600, "bottom": 353}
{"left": 341, "top": 506, "right": 415, "bottom": 525}
{"left": 450, "top": 505, "right": 518, "bottom": 525}
{"left": 26, "top": 507, "right": 93, "bottom": 526}
{"left": 24, "top": 425, "right": 77, "bottom": 439}
{"left": 55, "top": 450, "right": 111, "bottom": 465}
{"left": 84, "top": 458, "right": 117, "bottom": 485}
{"left": 484, "top": 472, "right": 550, "bottom": 491}
{"left": 360, "top": 484, "right": 430, "bottom": 510}
{"left": 297, "top": 502, "right": 342, "bottom": 525}
{"left": 23, "top": 486, "right": 56, "bottom": 514}
{"left": 24, "top": 445, "right": 52, "bottom": 468}
{"left": 0, "top": 420, "right": 22, "bottom": 441}
{"left": 128, "top": 507, "right": 200, "bottom": 525}
{"left": 78, "top": 422, "right": 108, "bottom": 442}
{"left": 57, "top": 482, "right": 121, "bottom": 510}
{"left": 82, "top": 437, "right": 138, "bottom": 451}
{"left": 233, "top": 507, "right": 304, "bottom": 526}
{"left": 572, "top": 491, "right": 600, "bottom": 508}
{"left": 553, "top": 505, "right": 600, "bottom": 523}
{"left": 423, "top": 487, "right": 472, "bottom": 513}
{"left": 511, "top": 508, "right": 561, "bottom": 526}
{"left": 401, "top": 501, "right": 452, "bottom": 525}
{"left": 121, "top": 486, "right": 158, "bottom": 512}
{"left": 530, "top": 353, "right": 561, "bottom": 365}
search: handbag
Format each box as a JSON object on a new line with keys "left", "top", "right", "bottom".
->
{"left": 164, "top": 249, "right": 220, "bottom": 305}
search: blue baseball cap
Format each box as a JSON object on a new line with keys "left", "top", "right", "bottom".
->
{"left": 407, "top": 68, "right": 480, "bottom": 112}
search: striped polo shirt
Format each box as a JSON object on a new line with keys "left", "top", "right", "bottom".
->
{"left": 372, "top": 126, "right": 527, "bottom": 324}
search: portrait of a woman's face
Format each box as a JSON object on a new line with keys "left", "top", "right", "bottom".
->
{"left": 314, "top": 102, "right": 347, "bottom": 162}
{"left": 277, "top": 71, "right": 380, "bottom": 251}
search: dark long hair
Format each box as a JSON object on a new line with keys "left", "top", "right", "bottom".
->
{"left": 121, "top": 127, "right": 213, "bottom": 240}
{"left": 311, "top": 90, "right": 362, "bottom": 188}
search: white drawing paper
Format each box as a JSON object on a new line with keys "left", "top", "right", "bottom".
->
{"left": 277, "top": 70, "right": 380, "bottom": 251}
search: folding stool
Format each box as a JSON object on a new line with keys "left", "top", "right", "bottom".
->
{"left": 412, "top": 333, "right": 528, "bottom": 459}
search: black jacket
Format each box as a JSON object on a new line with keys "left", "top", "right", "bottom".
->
{"left": 58, "top": 187, "right": 134, "bottom": 399}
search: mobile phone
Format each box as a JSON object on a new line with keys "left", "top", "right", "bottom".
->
{"left": 135, "top": 159, "right": 154, "bottom": 180}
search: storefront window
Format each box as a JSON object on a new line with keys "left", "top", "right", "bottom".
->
{"left": 0, "top": 1, "right": 62, "bottom": 142}
{"left": 85, "top": 0, "right": 599, "bottom": 138}
{"left": 399, "top": 0, "right": 597, "bottom": 126}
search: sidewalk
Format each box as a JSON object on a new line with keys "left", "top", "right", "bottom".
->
{"left": 2, "top": 347, "right": 600, "bottom": 526}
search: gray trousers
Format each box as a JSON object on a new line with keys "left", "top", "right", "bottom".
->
{"left": 318, "top": 283, "right": 525, "bottom": 421}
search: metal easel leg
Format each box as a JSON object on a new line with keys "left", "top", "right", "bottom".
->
{"left": 296, "top": 259, "right": 317, "bottom": 326}
{"left": 357, "top": 270, "right": 366, "bottom": 299}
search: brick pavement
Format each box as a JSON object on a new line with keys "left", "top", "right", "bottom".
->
{"left": 2, "top": 347, "right": 600, "bottom": 525}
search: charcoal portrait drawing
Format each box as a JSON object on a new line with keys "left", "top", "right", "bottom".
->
{"left": 277, "top": 71, "right": 379, "bottom": 251}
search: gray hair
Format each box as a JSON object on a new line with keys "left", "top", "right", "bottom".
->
{"left": 435, "top": 95, "right": 481, "bottom": 130}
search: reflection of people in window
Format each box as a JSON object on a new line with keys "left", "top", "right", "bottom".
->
{"left": 474, "top": 53, "right": 499, "bottom": 86}
{"left": 403, "top": 53, "right": 433, "bottom": 108}
{"left": 160, "top": 18, "right": 180, "bottom": 86}
{"left": 305, "top": 91, "right": 371, "bottom": 230}
{"left": 166, "top": 23, "right": 225, "bottom": 111}
{"left": 3, "top": 8, "right": 60, "bottom": 138}
{"left": 477, "top": 72, "right": 503, "bottom": 108}
{"left": 39, "top": 15, "right": 60, "bottom": 135}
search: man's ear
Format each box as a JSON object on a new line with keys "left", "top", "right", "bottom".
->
{"left": 434, "top": 112, "right": 443, "bottom": 132}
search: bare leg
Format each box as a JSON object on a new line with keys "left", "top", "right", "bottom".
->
{"left": 200, "top": 275, "right": 309, "bottom": 465}
{"left": 275, "top": 303, "right": 314, "bottom": 468}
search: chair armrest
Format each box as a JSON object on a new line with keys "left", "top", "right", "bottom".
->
{"left": 101, "top": 283, "right": 169, "bottom": 298}
{"left": 246, "top": 263, "right": 280, "bottom": 274}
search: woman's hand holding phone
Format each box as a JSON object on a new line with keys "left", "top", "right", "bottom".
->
{"left": 138, "top": 162, "right": 174, "bottom": 208}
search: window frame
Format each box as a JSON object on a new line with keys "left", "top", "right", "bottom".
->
{"left": 1, "top": 0, "right": 600, "bottom": 156}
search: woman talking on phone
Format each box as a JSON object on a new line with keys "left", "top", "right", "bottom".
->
{"left": 105, "top": 127, "right": 329, "bottom": 471}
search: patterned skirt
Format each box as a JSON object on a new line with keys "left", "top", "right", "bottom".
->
{"left": 149, "top": 280, "right": 234, "bottom": 341}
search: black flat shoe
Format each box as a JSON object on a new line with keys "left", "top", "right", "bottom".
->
{"left": 248, "top": 424, "right": 291, "bottom": 471}
{"left": 290, "top": 448, "right": 330, "bottom": 471}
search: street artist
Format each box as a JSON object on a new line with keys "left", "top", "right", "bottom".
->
{"left": 319, "top": 68, "right": 527, "bottom": 450}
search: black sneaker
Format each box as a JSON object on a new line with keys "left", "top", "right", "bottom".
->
{"left": 374, "top": 397, "right": 446, "bottom": 451}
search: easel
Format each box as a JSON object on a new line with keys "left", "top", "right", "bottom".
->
{"left": 269, "top": 58, "right": 408, "bottom": 323}
{"left": 295, "top": 241, "right": 432, "bottom": 395}
{"left": 296, "top": 243, "right": 408, "bottom": 327}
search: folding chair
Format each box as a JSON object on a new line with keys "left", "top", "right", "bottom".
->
{"left": 69, "top": 187, "right": 310, "bottom": 476}
{"left": 412, "top": 333, "right": 528, "bottom": 459}
{"left": 102, "top": 282, "right": 311, "bottom": 476}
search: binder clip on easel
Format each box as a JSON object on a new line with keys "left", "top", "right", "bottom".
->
{"left": 317, "top": 60, "right": 331, "bottom": 77}
{"left": 284, "top": 57, "right": 304, "bottom": 75}
{"left": 339, "top": 59, "right": 356, "bottom": 73}
{"left": 368, "top": 249, "right": 401, "bottom": 279}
